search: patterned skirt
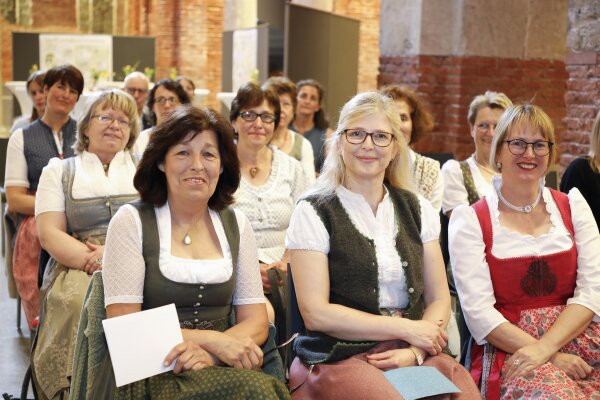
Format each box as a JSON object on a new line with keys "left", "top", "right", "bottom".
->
{"left": 12, "top": 215, "right": 41, "bottom": 329}
{"left": 32, "top": 262, "right": 92, "bottom": 399}
{"left": 115, "top": 366, "right": 290, "bottom": 399}
{"left": 498, "top": 305, "right": 600, "bottom": 399}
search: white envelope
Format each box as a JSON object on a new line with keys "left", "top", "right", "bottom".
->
{"left": 102, "top": 303, "right": 183, "bottom": 387}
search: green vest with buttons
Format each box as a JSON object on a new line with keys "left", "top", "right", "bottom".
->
{"left": 132, "top": 200, "right": 239, "bottom": 332}
{"left": 294, "top": 184, "right": 425, "bottom": 364}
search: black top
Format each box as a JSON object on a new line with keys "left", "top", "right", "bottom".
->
{"left": 560, "top": 156, "right": 600, "bottom": 229}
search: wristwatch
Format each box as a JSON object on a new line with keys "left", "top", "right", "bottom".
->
{"left": 408, "top": 347, "right": 424, "bottom": 366}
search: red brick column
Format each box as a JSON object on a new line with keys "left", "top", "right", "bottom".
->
{"left": 562, "top": 51, "right": 600, "bottom": 168}
{"left": 379, "top": 55, "right": 567, "bottom": 162}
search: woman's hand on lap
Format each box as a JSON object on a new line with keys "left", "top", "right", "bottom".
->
{"left": 405, "top": 320, "right": 447, "bottom": 356}
{"left": 82, "top": 242, "right": 104, "bottom": 274}
{"left": 366, "top": 348, "right": 418, "bottom": 369}
{"left": 213, "top": 335, "right": 263, "bottom": 370}
{"left": 550, "top": 352, "right": 592, "bottom": 380}
{"left": 165, "top": 341, "right": 215, "bottom": 374}
{"left": 504, "top": 342, "right": 554, "bottom": 380}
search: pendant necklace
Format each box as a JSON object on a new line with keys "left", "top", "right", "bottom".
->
{"left": 497, "top": 187, "right": 542, "bottom": 213}
{"left": 249, "top": 166, "right": 259, "bottom": 178}
{"left": 182, "top": 215, "right": 201, "bottom": 245}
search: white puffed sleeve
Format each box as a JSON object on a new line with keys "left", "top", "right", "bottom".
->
{"left": 418, "top": 195, "right": 441, "bottom": 243}
{"left": 441, "top": 159, "right": 469, "bottom": 214}
{"left": 448, "top": 204, "right": 508, "bottom": 344}
{"left": 285, "top": 200, "right": 330, "bottom": 254}
{"left": 566, "top": 188, "right": 600, "bottom": 318}
{"left": 35, "top": 157, "right": 66, "bottom": 216}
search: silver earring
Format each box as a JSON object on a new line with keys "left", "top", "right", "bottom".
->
{"left": 496, "top": 162, "right": 502, "bottom": 170}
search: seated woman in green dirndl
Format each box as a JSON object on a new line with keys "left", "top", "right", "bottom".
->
{"left": 102, "top": 105, "right": 289, "bottom": 399}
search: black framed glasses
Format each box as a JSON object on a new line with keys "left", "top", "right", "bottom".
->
{"left": 505, "top": 139, "right": 553, "bottom": 156}
{"left": 155, "top": 96, "right": 180, "bottom": 105}
{"left": 342, "top": 129, "right": 394, "bottom": 147}
{"left": 92, "top": 115, "right": 130, "bottom": 129}
{"left": 239, "top": 111, "right": 275, "bottom": 124}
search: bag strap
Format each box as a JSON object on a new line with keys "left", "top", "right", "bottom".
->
{"left": 460, "top": 160, "right": 480, "bottom": 205}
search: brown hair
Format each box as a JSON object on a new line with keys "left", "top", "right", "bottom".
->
{"left": 379, "top": 84, "right": 434, "bottom": 144}
{"left": 296, "top": 79, "right": 329, "bottom": 130}
{"left": 43, "top": 64, "right": 84, "bottom": 99}
{"left": 26, "top": 70, "right": 46, "bottom": 121}
{"left": 262, "top": 76, "right": 298, "bottom": 111}
{"left": 229, "top": 82, "right": 281, "bottom": 129}
{"left": 134, "top": 105, "right": 240, "bottom": 210}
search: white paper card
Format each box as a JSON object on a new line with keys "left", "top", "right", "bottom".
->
{"left": 102, "top": 303, "right": 183, "bottom": 387}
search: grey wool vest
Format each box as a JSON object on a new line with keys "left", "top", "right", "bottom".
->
{"left": 294, "top": 185, "right": 425, "bottom": 364}
{"left": 23, "top": 118, "right": 77, "bottom": 191}
{"left": 132, "top": 200, "right": 240, "bottom": 332}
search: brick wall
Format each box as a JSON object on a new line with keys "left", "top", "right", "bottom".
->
{"left": 332, "top": 0, "right": 379, "bottom": 92}
{"left": 379, "top": 55, "right": 568, "bottom": 162}
{"left": 563, "top": 51, "right": 600, "bottom": 167}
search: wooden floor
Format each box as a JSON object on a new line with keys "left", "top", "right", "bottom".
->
{"left": 0, "top": 255, "right": 34, "bottom": 399}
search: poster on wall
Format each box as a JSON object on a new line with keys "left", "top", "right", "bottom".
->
{"left": 39, "top": 34, "right": 113, "bottom": 90}
{"left": 232, "top": 29, "right": 258, "bottom": 92}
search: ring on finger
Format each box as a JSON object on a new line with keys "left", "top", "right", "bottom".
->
{"left": 513, "top": 359, "right": 520, "bottom": 366}
{"left": 94, "top": 258, "right": 102, "bottom": 265}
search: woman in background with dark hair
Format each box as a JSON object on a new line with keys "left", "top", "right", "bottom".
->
{"left": 560, "top": 109, "right": 600, "bottom": 230}
{"left": 133, "top": 78, "right": 190, "bottom": 159}
{"left": 4, "top": 64, "right": 84, "bottom": 330}
{"left": 380, "top": 84, "right": 442, "bottom": 212}
{"left": 10, "top": 70, "right": 47, "bottom": 134}
{"left": 290, "top": 79, "right": 333, "bottom": 173}
{"left": 103, "top": 105, "right": 289, "bottom": 399}
{"left": 230, "top": 82, "right": 306, "bottom": 322}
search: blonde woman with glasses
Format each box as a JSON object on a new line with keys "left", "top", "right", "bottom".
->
{"left": 449, "top": 104, "right": 600, "bottom": 399}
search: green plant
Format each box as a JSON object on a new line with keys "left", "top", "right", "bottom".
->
{"left": 169, "top": 67, "right": 178, "bottom": 80}
{"left": 144, "top": 67, "right": 155, "bottom": 81}
{"left": 121, "top": 61, "right": 140, "bottom": 78}
{"left": 29, "top": 64, "right": 39, "bottom": 75}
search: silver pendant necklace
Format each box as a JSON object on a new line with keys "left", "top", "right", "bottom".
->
{"left": 183, "top": 232, "right": 192, "bottom": 245}
{"left": 497, "top": 187, "right": 542, "bottom": 213}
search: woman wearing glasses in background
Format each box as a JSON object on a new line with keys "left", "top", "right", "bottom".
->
{"left": 287, "top": 92, "right": 479, "bottom": 399}
{"left": 32, "top": 89, "right": 140, "bottom": 399}
{"left": 230, "top": 82, "right": 307, "bottom": 323}
{"left": 133, "top": 78, "right": 190, "bottom": 159}
{"left": 442, "top": 91, "right": 513, "bottom": 218}
{"left": 449, "top": 104, "right": 600, "bottom": 399}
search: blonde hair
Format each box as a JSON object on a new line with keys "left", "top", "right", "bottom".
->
{"left": 303, "top": 91, "right": 415, "bottom": 201}
{"left": 490, "top": 104, "right": 556, "bottom": 173}
{"left": 589, "top": 110, "right": 600, "bottom": 173}
{"left": 468, "top": 91, "right": 513, "bottom": 126}
{"left": 75, "top": 89, "right": 140, "bottom": 154}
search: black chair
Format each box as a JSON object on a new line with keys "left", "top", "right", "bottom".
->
{"left": 285, "top": 271, "right": 305, "bottom": 371}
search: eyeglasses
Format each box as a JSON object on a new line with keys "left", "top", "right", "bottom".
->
{"left": 476, "top": 122, "right": 497, "bottom": 132}
{"left": 156, "top": 96, "right": 180, "bottom": 105}
{"left": 124, "top": 87, "right": 147, "bottom": 95}
{"left": 239, "top": 111, "right": 275, "bottom": 124}
{"left": 505, "top": 139, "right": 553, "bottom": 156}
{"left": 342, "top": 129, "right": 394, "bottom": 147}
{"left": 92, "top": 115, "right": 130, "bottom": 129}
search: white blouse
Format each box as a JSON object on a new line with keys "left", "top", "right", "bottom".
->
{"left": 234, "top": 146, "right": 307, "bottom": 264}
{"left": 286, "top": 185, "right": 440, "bottom": 309}
{"left": 35, "top": 151, "right": 138, "bottom": 216}
{"left": 5, "top": 127, "right": 64, "bottom": 189}
{"left": 441, "top": 155, "right": 493, "bottom": 214}
{"left": 448, "top": 176, "right": 600, "bottom": 344}
{"left": 103, "top": 203, "right": 265, "bottom": 307}
{"left": 132, "top": 128, "right": 152, "bottom": 160}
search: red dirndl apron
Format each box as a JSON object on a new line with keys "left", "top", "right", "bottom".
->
{"left": 469, "top": 189, "right": 578, "bottom": 399}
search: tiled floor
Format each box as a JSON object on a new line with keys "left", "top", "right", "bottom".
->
{"left": 0, "top": 257, "right": 34, "bottom": 399}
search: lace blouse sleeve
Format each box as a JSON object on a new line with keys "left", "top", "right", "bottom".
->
{"left": 418, "top": 195, "right": 441, "bottom": 243}
{"left": 103, "top": 205, "right": 146, "bottom": 306}
{"left": 441, "top": 159, "right": 469, "bottom": 214}
{"left": 232, "top": 209, "right": 266, "bottom": 305}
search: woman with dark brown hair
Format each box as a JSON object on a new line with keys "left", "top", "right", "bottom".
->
{"left": 230, "top": 82, "right": 307, "bottom": 322}
{"left": 103, "top": 105, "right": 289, "bottom": 399}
